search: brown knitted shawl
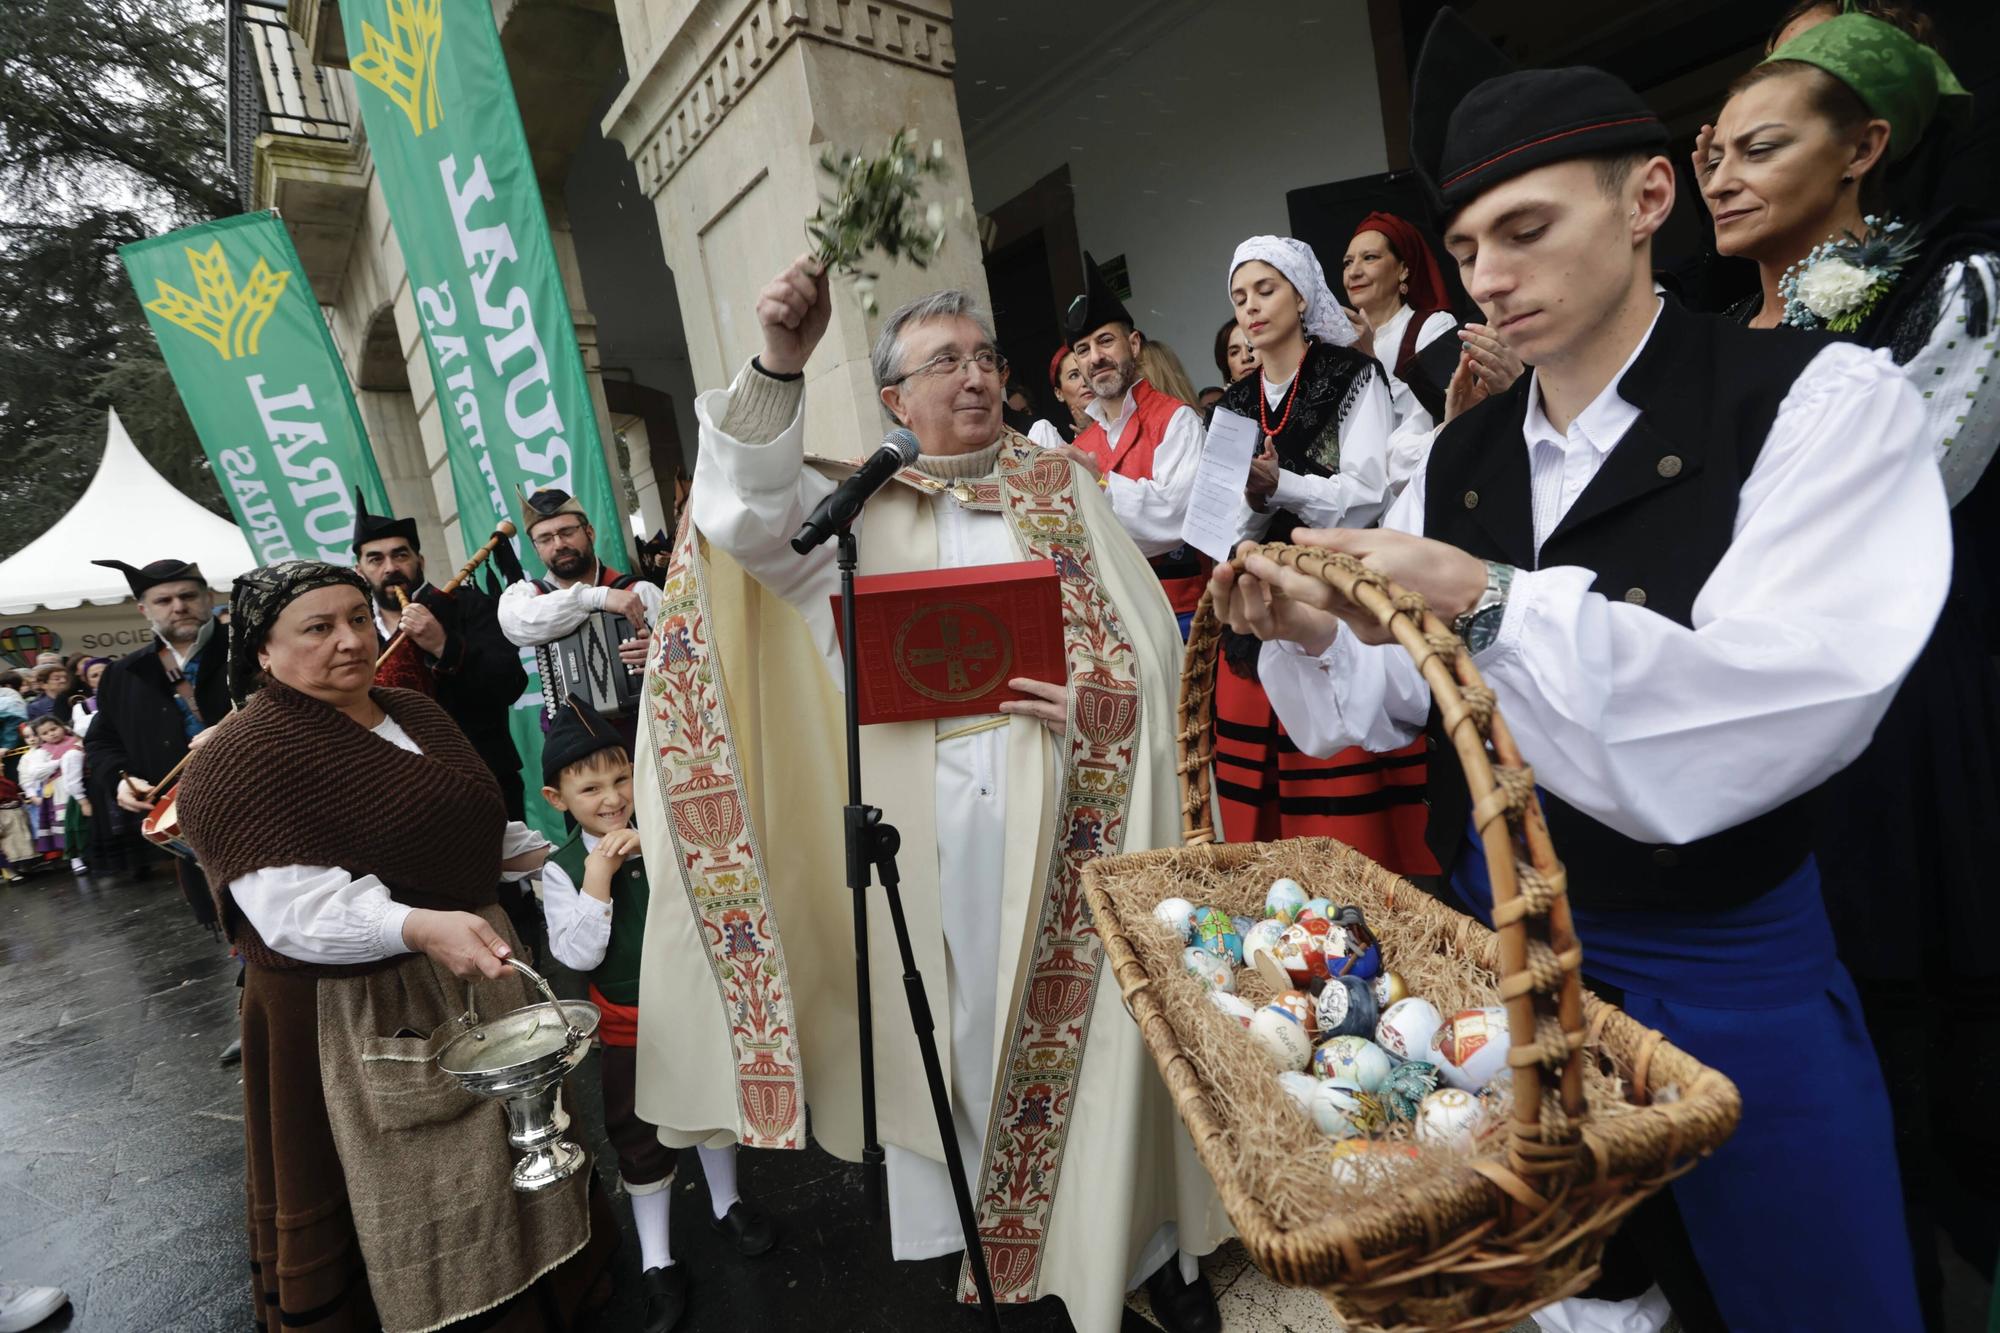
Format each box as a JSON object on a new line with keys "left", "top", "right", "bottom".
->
{"left": 178, "top": 683, "right": 506, "bottom": 973}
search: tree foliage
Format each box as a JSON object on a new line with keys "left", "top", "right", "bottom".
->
{"left": 0, "top": 0, "right": 235, "bottom": 561}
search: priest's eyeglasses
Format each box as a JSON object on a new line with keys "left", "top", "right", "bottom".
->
{"left": 894, "top": 349, "right": 1007, "bottom": 383}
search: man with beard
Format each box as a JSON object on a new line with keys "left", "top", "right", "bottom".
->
{"left": 84, "top": 557, "right": 238, "bottom": 1060}
{"left": 496, "top": 488, "right": 660, "bottom": 747}
{"left": 353, "top": 495, "right": 529, "bottom": 818}
{"left": 1053, "top": 254, "right": 1208, "bottom": 634}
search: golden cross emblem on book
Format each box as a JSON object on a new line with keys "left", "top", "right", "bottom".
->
{"left": 352, "top": 0, "right": 444, "bottom": 137}
{"left": 143, "top": 242, "right": 290, "bottom": 361}
{"left": 896, "top": 603, "right": 1010, "bottom": 702}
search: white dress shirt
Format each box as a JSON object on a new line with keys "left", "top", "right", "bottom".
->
{"left": 227, "top": 713, "right": 550, "bottom": 965}
{"left": 1081, "top": 385, "right": 1205, "bottom": 556}
{"left": 1257, "top": 313, "right": 1952, "bottom": 847}
{"left": 497, "top": 564, "right": 664, "bottom": 647}
{"left": 1026, "top": 418, "right": 1067, "bottom": 450}
{"left": 540, "top": 829, "right": 623, "bottom": 973}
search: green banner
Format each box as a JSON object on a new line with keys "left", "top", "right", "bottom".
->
{"left": 121, "top": 212, "right": 391, "bottom": 564}
{"left": 343, "top": 0, "right": 629, "bottom": 838}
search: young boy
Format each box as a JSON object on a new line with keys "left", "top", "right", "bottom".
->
{"left": 538, "top": 700, "right": 775, "bottom": 1333}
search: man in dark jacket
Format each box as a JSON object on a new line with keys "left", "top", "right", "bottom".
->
{"left": 352, "top": 495, "right": 528, "bottom": 816}
{"left": 85, "top": 559, "right": 232, "bottom": 876}
{"left": 85, "top": 557, "right": 238, "bottom": 1062}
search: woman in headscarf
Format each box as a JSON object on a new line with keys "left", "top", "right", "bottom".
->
{"left": 1209, "top": 236, "right": 1435, "bottom": 874}
{"left": 1341, "top": 211, "right": 1458, "bottom": 427}
{"left": 1700, "top": 16, "right": 1998, "bottom": 1325}
{"left": 176, "top": 561, "right": 617, "bottom": 1333}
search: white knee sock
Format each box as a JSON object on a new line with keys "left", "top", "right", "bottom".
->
{"left": 631, "top": 1186, "right": 672, "bottom": 1270}
{"left": 697, "top": 1143, "right": 740, "bottom": 1218}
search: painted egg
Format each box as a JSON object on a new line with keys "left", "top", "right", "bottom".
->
{"left": 1241, "top": 919, "right": 1288, "bottom": 972}
{"left": 1192, "top": 907, "right": 1243, "bottom": 965}
{"left": 1431, "top": 1007, "right": 1512, "bottom": 1091}
{"left": 1313, "top": 974, "right": 1380, "bottom": 1041}
{"left": 1309, "top": 1080, "right": 1365, "bottom": 1139}
{"left": 1271, "top": 987, "right": 1318, "bottom": 1038}
{"left": 1209, "top": 991, "right": 1257, "bottom": 1028}
{"left": 1275, "top": 1070, "right": 1319, "bottom": 1115}
{"left": 1375, "top": 997, "right": 1444, "bottom": 1062}
{"left": 1231, "top": 914, "right": 1258, "bottom": 941}
{"left": 1329, "top": 1138, "right": 1421, "bottom": 1187}
{"left": 1181, "top": 946, "right": 1235, "bottom": 994}
{"left": 1312, "top": 1035, "right": 1394, "bottom": 1093}
{"left": 1264, "top": 878, "right": 1309, "bottom": 925}
{"left": 1249, "top": 1005, "right": 1314, "bottom": 1072}
{"left": 1415, "top": 1087, "right": 1491, "bottom": 1149}
{"left": 1371, "top": 971, "right": 1409, "bottom": 1008}
{"left": 1153, "top": 897, "right": 1198, "bottom": 941}
{"left": 1378, "top": 1060, "right": 1441, "bottom": 1122}
{"left": 1297, "top": 896, "right": 1334, "bottom": 923}
{"left": 1276, "top": 920, "right": 1332, "bottom": 984}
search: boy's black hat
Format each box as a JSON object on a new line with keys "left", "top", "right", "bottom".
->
{"left": 542, "top": 697, "right": 624, "bottom": 786}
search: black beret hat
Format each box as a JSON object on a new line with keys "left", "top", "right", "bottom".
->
{"left": 1410, "top": 10, "right": 1666, "bottom": 218}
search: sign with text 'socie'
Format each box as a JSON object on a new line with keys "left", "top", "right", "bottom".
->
{"left": 340, "top": 0, "right": 622, "bottom": 578}
{"left": 121, "top": 213, "right": 391, "bottom": 564}
{"left": 343, "top": 0, "right": 628, "bottom": 838}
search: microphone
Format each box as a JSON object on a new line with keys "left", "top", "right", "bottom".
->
{"left": 791, "top": 427, "right": 922, "bottom": 553}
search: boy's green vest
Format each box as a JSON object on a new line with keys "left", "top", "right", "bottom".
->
{"left": 547, "top": 830, "right": 649, "bottom": 1005}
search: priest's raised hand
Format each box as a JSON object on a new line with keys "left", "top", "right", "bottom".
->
{"left": 756, "top": 252, "right": 832, "bottom": 376}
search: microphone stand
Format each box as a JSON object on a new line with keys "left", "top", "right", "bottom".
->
{"left": 831, "top": 524, "right": 1002, "bottom": 1331}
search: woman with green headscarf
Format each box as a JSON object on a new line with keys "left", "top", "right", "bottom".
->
{"left": 1698, "top": 13, "right": 2000, "bottom": 1329}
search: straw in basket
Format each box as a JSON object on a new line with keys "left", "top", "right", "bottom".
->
{"left": 1080, "top": 543, "right": 1741, "bottom": 1333}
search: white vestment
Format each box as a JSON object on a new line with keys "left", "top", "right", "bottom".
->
{"left": 631, "top": 362, "right": 1228, "bottom": 1333}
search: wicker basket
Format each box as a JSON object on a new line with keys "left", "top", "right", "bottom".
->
{"left": 1082, "top": 544, "right": 1742, "bottom": 1333}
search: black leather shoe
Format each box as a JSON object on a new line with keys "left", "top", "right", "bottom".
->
{"left": 1144, "top": 1258, "right": 1220, "bottom": 1333}
{"left": 218, "top": 1038, "right": 242, "bottom": 1067}
{"left": 710, "top": 1199, "right": 776, "bottom": 1257}
{"left": 641, "top": 1263, "right": 688, "bottom": 1333}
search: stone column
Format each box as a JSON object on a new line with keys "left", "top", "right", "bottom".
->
{"left": 602, "top": 0, "right": 984, "bottom": 458}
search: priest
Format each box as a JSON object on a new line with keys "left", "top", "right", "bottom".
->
{"left": 1054, "top": 254, "right": 1209, "bottom": 635}
{"left": 352, "top": 493, "right": 528, "bottom": 817}
{"left": 630, "top": 255, "right": 1226, "bottom": 1333}
{"left": 1215, "top": 13, "right": 1945, "bottom": 1332}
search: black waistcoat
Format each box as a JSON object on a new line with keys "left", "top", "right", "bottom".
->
{"left": 1422, "top": 299, "right": 1830, "bottom": 913}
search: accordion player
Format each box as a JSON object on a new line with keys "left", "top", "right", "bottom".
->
{"left": 537, "top": 610, "right": 642, "bottom": 720}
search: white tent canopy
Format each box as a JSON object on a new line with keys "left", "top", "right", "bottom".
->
{"left": 0, "top": 409, "right": 254, "bottom": 615}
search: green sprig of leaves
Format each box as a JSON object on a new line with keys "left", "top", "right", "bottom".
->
{"left": 807, "top": 128, "right": 954, "bottom": 314}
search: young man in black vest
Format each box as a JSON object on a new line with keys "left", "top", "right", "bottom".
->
{"left": 1212, "top": 13, "right": 1948, "bottom": 1333}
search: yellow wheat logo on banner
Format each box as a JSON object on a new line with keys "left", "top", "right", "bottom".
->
{"left": 352, "top": 0, "right": 444, "bottom": 137}
{"left": 144, "top": 243, "right": 291, "bottom": 361}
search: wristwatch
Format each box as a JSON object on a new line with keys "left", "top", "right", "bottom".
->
{"left": 1451, "top": 561, "right": 1515, "bottom": 655}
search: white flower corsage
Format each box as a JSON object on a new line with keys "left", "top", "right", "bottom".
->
{"left": 1778, "top": 216, "right": 1919, "bottom": 332}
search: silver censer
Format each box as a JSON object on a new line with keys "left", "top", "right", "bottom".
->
{"left": 435, "top": 957, "right": 601, "bottom": 1192}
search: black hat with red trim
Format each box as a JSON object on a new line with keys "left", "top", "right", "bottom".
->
{"left": 1409, "top": 9, "right": 1666, "bottom": 218}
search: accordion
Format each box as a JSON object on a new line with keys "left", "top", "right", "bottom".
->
{"left": 537, "top": 610, "right": 640, "bottom": 720}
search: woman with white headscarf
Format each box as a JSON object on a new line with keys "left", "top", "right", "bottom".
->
{"left": 1209, "top": 236, "right": 1437, "bottom": 876}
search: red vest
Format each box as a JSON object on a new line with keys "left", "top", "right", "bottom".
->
{"left": 1073, "top": 379, "right": 1182, "bottom": 480}
{"left": 1073, "top": 381, "right": 1210, "bottom": 615}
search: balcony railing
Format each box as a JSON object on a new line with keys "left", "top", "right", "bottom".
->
{"left": 226, "top": 0, "right": 353, "bottom": 207}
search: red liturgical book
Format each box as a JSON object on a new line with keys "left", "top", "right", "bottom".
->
{"left": 832, "top": 559, "right": 1067, "bottom": 724}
